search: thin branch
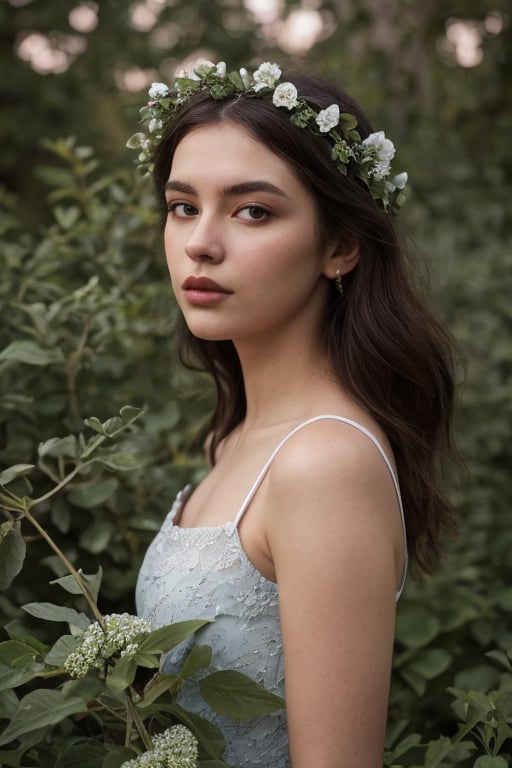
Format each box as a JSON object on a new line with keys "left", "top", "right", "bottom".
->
{"left": 23, "top": 505, "right": 104, "bottom": 627}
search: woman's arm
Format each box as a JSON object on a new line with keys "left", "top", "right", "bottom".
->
{"left": 267, "top": 420, "right": 404, "bottom": 768}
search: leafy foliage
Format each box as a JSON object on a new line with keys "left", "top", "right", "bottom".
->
{"left": 0, "top": 332, "right": 282, "bottom": 765}
{"left": 2, "top": 0, "right": 512, "bottom": 764}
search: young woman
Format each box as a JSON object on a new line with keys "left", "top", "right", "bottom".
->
{"left": 133, "top": 61, "right": 456, "bottom": 768}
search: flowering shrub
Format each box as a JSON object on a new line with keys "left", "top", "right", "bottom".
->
{"left": 1, "top": 137, "right": 511, "bottom": 768}
{"left": 0, "top": 408, "right": 284, "bottom": 766}
{"left": 63, "top": 613, "right": 152, "bottom": 678}
{"left": 122, "top": 725, "right": 198, "bottom": 768}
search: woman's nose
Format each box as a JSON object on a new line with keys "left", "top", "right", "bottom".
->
{"left": 185, "top": 216, "right": 225, "bottom": 263}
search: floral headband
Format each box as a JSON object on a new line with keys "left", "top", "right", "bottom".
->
{"left": 127, "top": 61, "right": 408, "bottom": 215}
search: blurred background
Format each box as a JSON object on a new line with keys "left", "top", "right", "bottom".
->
{"left": 2, "top": 0, "right": 511, "bottom": 225}
{"left": 1, "top": 1, "right": 511, "bottom": 764}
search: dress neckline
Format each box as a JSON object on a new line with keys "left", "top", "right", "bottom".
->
{"left": 170, "top": 414, "right": 408, "bottom": 599}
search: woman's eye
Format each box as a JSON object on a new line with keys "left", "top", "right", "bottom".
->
{"left": 167, "top": 202, "right": 197, "bottom": 217}
{"left": 237, "top": 205, "right": 270, "bottom": 221}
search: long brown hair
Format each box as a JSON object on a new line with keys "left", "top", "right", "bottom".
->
{"left": 153, "top": 72, "right": 457, "bottom": 571}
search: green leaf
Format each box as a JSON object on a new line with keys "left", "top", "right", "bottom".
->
{"left": 0, "top": 641, "right": 38, "bottom": 666}
{"left": 385, "top": 732, "right": 422, "bottom": 760}
{"left": 22, "top": 602, "right": 90, "bottom": 630}
{"left": 83, "top": 407, "right": 144, "bottom": 438}
{"left": 339, "top": 111, "right": 359, "bottom": 130}
{"left": 0, "top": 464, "right": 35, "bottom": 485}
{"left": 91, "top": 451, "right": 142, "bottom": 471}
{"left": 54, "top": 206, "right": 81, "bottom": 230}
{"left": 0, "top": 688, "right": 19, "bottom": 719}
{"left": 395, "top": 604, "right": 441, "bottom": 648}
{"left": 0, "top": 662, "right": 43, "bottom": 692}
{"left": 45, "top": 635, "right": 79, "bottom": 667}
{"left": 119, "top": 405, "right": 145, "bottom": 425}
{"left": 424, "top": 735, "right": 452, "bottom": 767}
{"left": 199, "top": 670, "right": 285, "bottom": 720}
{"left": 68, "top": 478, "right": 119, "bottom": 508}
{"left": 0, "top": 524, "right": 26, "bottom": 589}
{"left": 79, "top": 519, "right": 115, "bottom": 553}
{"left": 180, "top": 644, "right": 212, "bottom": 679}
{"left": 38, "top": 435, "right": 78, "bottom": 459}
{"left": 35, "top": 165, "right": 75, "bottom": 188}
{"left": 50, "top": 567, "right": 102, "bottom": 601}
{"left": 99, "top": 417, "right": 124, "bottom": 436}
{"left": 486, "top": 650, "right": 512, "bottom": 673}
{"left": 171, "top": 703, "right": 226, "bottom": 759}
{"left": 105, "top": 655, "right": 137, "bottom": 691}
{"left": 0, "top": 340, "right": 64, "bottom": 366}
{"left": 138, "top": 620, "right": 210, "bottom": 654}
{"left": 132, "top": 652, "right": 160, "bottom": 669}
{"left": 228, "top": 71, "right": 245, "bottom": 89}
{"left": 139, "top": 671, "right": 178, "bottom": 707}
{"left": 474, "top": 758, "right": 509, "bottom": 768}
{"left": 84, "top": 416, "right": 106, "bottom": 435}
{"left": 102, "top": 747, "right": 139, "bottom": 768}
{"left": 0, "top": 748, "right": 23, "bottom": 767}
{"left": 54, "top": 738, "right": 109, "bottom": 767}
{"left": 0, "top": 689, "right": 87, "bottom": 746}
{"left": 60, "top": 676, "right": 104, "bottom": 702}
{"left": 407, "top": 648, "right": 453, "bottom": 680}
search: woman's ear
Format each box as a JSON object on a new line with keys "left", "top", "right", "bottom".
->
{"left": 322, "top": 236, "right": 360, "bottom": 279}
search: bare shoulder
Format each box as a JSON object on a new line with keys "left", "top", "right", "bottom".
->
{"left": 265, "top": 415, "right": 404, "bottom": 592}
{"left": 264, "top": 417, "right": 404, "bottom": 766}
{"left": 268, "top": 415, "right": 397, "bottom": 505}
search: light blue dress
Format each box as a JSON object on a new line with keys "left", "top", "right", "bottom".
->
{"left": 136, "top": 416, "right": 408, "bottom": 767}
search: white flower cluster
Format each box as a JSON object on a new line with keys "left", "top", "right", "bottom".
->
{"left": 361, "top": 130, "right": 396, "bottom": 180}
{"left": 122, "top": 725, "right": 199, "bottom": 768}
{"left": 253, "top": 61, "right": 281, "bottom": 91}
{"left": 63, "top": 613, "right": 151, "bottom": 678}
{"left": 272, "top": 81, "right": 298, "bottom": 110}
{"left": 316, "top": 104, "right": 340, "bottom": 133}
{"left": 128, "top": 59, "right": 408, "bottom": 213}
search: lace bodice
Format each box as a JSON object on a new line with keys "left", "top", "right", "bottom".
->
{"left": 136, "top": 485, "right": 288, "bottom": 767}
{"left": 136, "top": 416, "right": 408, "bottom": 767}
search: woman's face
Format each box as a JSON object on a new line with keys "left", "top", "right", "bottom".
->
{"left": 163, "top": 121, "right": 337, "bottom": 346}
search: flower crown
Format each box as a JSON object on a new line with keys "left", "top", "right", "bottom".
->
{"left": 128, "top": 60, "right": 408, "bottom": 215}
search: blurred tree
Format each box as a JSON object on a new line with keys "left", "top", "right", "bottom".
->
{"left": 2, "top": 0, "right": 510, "bottom": 217}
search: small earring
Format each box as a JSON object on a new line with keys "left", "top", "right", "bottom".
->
{"left": 335, "top": 269, "right": 344, "bottom": 297}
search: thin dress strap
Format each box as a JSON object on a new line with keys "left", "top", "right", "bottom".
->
{"left": 232, "top": 414, "right": 408, "bottom": 600}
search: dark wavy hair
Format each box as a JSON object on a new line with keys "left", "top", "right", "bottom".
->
{"left": 152, "top": 71, "right": 457, "bottom": 571}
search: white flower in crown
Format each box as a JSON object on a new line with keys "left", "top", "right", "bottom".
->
{"left": 272, "top": 82, "right": 299, "bottom": 110}
{"left": 148, "top": 118, "right": 163, "bottom": 134}
{"left": 175, "top": 68, "right": 201, "bottom": 82}
{"left": 194, "top": 59, "right": 219, "bottom": 77}
{"left": 386, "top": 171, "right": 408, "bottom": 191}
{"left": 215, "top": 60, "right": 227, "bottom": 77}
{"left": 253, "top": 61, "right": 282, "bottom": 91}
{"left": 239, "top": 67, "right": 251, "bottom": 87}
{"left": 315, "top": 104, "right": 340, "bottom": 133}
{"left": 148, "top": 82, "right": 170, "bottom": 100}
{"left": 362, "top": 131, "right": 396, "bottom": 180}
{"left": 126, "top": 132, "right": 150, "bottom": 151}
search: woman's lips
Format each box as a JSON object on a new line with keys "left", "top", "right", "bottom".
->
{"left": 182, "top": 276, "right": 232, "bottom": 305}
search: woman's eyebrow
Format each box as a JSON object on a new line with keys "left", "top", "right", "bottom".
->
{"left": 223, "top": 181, "right": 290, "bottom": 199}
{"left": 164, "top": 179, "right": 291, "bottom": 199}
{"left": 165, "top": 180, "right": 195, "bottom": 194}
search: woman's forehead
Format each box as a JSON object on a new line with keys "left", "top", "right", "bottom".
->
{"left": 169, "top": 122, "right": 304, "bottom": 191}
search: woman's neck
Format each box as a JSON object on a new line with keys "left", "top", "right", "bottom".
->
{"left": 233, "top": 331, "right": 336, "bottom": 431}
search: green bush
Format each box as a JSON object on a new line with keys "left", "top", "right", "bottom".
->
{"left": 1, "top": 138, "right": 511, "bottom": 765}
